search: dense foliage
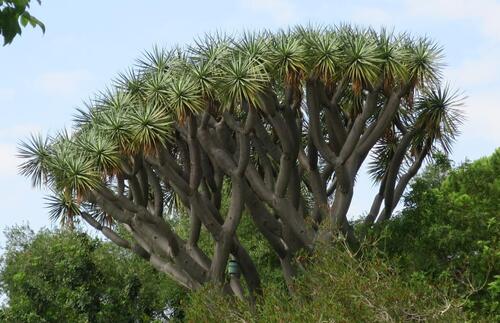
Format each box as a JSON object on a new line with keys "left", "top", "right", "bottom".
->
{"left": 0, "top": 0, "right": 44, "bottom": 45}
{"left": 18, "top": 25, "right": 464, "bottom": 297}
{"left": 378, "top": 149, "right": 500, "bottom": 319}
{"left": 0, "top": 226, "right": 184, "bottom": 322}
{"left": 184, "top": 240, "right": 466, "bottom": 322}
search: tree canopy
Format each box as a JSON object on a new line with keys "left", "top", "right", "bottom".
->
{"left": 0, "top": 226, "right": 183, "bottom": 322}
{"left": 379, "top": 149, "right": 500, "bottom": 319}
{"left": 18, "top": 25, "right": 464, "bottom": 298}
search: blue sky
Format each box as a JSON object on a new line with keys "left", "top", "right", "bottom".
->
{"left": 0, "top": 0, "right": 499, "bottom": 245}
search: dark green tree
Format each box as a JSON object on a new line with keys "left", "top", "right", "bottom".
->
{"left": 0, "top": 0, "right": 44, "bottom": 45}
{"left": 18, "top": 25, "right": 464, "bottom": 299}
{"left": 379, "top": 149, "right": 500, "bottom": 319}
{"left": 0, "top": 226, "right": 185, "bottom": 322}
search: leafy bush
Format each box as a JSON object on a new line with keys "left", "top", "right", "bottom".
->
{"left": 0, "top": 226, "right": 186, "bottom": 322}
{"left": 184, "top": 240, "right": 466, "bottom": 322}
{"left": 378, "top": 149, "right": 500, "bottom": 319}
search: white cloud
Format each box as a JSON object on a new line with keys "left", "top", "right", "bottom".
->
{"left": 240, "top": 0, "right": 296, "bottom": 24}
{"left": 446, "top": 54, "right": 500, "bottom": 87}
{"left": 405, "top": 0, "right": 500, "bottom": 42}
{"left": 36, "top": 70, "right": 92, "bottom": 96}
{"left": 349, "top": 1, "right": 500, "bottom": 42}
{"left": 444, "top": 52, "right": 500, "bottom": 140}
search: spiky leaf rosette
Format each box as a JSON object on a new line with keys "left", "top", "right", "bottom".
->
{"left": 302, "top": 29, "right": 343, "bottom": 85}
{"left": 375, "top": 29, "right": 408, "bottom": 92}
{"left": 129, "top": 103, "right": 173, "bottom": 153}
{"left": 75, "top": 131, "right": 121, "bottom": 174}
{"left": 136, "top": 45, "right": 172, "bottom": 73}
{"left": 341, "top": 30, "right": 382, "bottom": 95}
{"left": 96, "top": 108, "right": 133, "bottom": 153}
{"left": 18, "top": 134, "right": 51, "bottom": 188}
{"left": 165, "top": 75, "right": 204, "bottom": 121}
{"left": 143, "top": 71, "right": 170, "bottom": 106}
{"left": 368, "top": 132, "right": 400, "bottom": 183}
{"left": 50, "top": 154, "right": 101, "bottom": 198}
{"left": 405, "top": 37, "right": 444, "bottom": 89}
{"left": 218, "top": 55, "right": 269, "bottom": 109}
{"left": 189, "top": 60, "right": 220, "bottom": 101}
{"left": 45, "top": 189, "right": 81, "bottom": 225}
{"left": 235, "top": 31, "right": 269, "bottom": 63}
{"left": 414, "top": 84, "right": 465, "bottom": 154}
{"left": 98, "top": 89, "right": 134, "bottom": 111}
{"left": 189, "top": 32, "right": 231, "bottom": 64}
{"left": 269, "top": 31, "right": 307, "bottom": 87}
{"left": 113, "top": 68, "right": 145, "bottom": 100}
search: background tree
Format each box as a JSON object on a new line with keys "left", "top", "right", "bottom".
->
{"left": 0, "top": 226, "right": 184, "bottom": 322}
{"left": 18, "top": 25, "right": 464, "bottom": 299}
{"left": 377, "top": 149, "right": 500, "bottom": 319}
{"left": 0, "top": 0, "right": 44, "bottom": 45}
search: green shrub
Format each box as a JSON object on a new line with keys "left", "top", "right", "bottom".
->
{"left": 378, "top": 149, "right": 500, "bottom": 320}
{"left": 0, "top": 226, "right": 186, "bottom": 322}
{"left": 184, "top": 240, "right": 465, "bottom": 322}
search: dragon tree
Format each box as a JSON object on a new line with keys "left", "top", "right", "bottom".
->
{"left": 19, "top": 25, "right": 464, "bottom": 298}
